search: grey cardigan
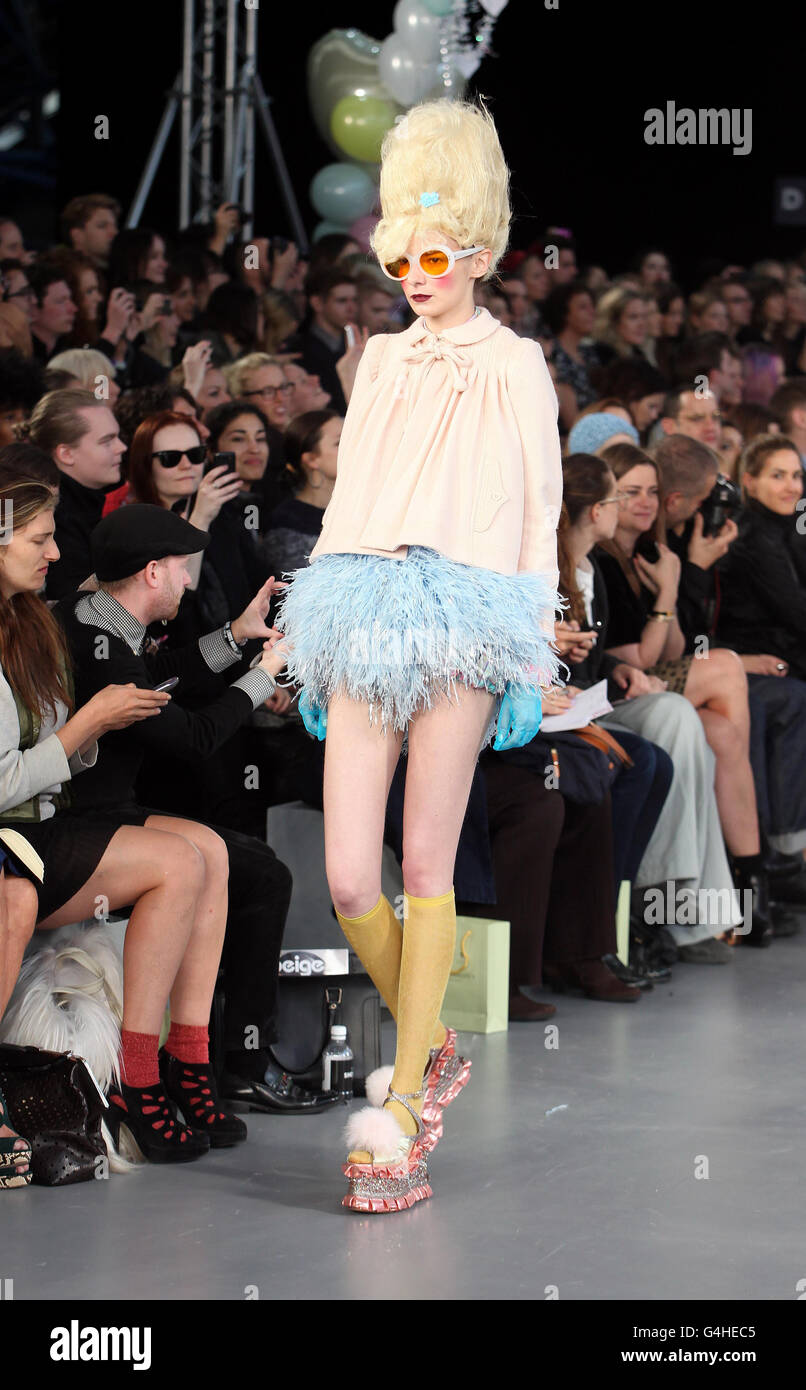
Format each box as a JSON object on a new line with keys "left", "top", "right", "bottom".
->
{"left": 0, "top": 662, "right": 98, "bottom": 819}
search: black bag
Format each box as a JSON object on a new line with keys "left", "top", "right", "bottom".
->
{"left": 0, "top": 1042, "right": 107, "bottom": 1186}
{"left": 271, "top": 973, "right": 381, "bottom": 1097}
{"left": 495, "top": 724, "right": 633, "bottom": 804}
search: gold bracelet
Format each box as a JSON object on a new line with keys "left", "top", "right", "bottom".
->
{"left": 650, "top": 611, "right": 674, "bottom": 622}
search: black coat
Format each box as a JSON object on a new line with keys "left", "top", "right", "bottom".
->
{"left": 54, "top": 594, "right": 255, "bottom": 811}
{"left": 45, "top": 474, "right": 107, "bottom": 600}
{"left": 715, "top": 499, "right": 806, "bottom": 680}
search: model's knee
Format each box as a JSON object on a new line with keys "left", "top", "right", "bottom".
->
{"left": 166, "top": 837, "right": 206, "bottom": 898}
{"left": 194, "top": 826, "right": 230, "bottom": 889}
{"left": 400, "top": 849, "right": 451, "bottom": 898}
{"left": 328, "top": 879, "right": 382, "bottom": 919}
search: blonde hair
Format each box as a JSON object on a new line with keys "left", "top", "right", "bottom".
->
{"left": 593, "top": 286, "right": 649, "bottom": 354}
{"left": 47, "top": 348, "right": 116, "bottom": 389}
{"left": 225, "top": 352, "right": 283, "bottom": 397}
{"left": 370, "top": 98, "right": 510, "bottom": 280}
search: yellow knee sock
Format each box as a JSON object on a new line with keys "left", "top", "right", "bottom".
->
{"left": 335, "top": 893, "right": 447, "bottom": 1052}
{"left": 385, "top": 888, "right": 457, "bottom": 1138}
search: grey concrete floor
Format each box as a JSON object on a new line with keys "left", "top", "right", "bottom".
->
{"left": 5, "top": 936, "right": 805, "bottom": 1302}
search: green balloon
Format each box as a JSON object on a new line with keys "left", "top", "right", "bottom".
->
{"left": 421, "top": 0, "right": 454, "bottom": 14}
{"left": 330, "top": 94, "right": 395, "bottom": 164}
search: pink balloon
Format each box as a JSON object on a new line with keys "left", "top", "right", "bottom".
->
{"left": 349, "top": 212, "right": 380, "bottom": 252}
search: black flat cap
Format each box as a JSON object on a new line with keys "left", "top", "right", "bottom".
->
{"left": 91, "top": 504, "right": 211, "bottom": 582}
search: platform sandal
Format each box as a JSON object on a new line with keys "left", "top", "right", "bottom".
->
{"left": 342, "top": 1085, "right": 432, "bottom": 1214}
{"left": 106, "top": 1080, "right": 210, "bottom": 1164}
{"left": 0, "top": 1085, "right": 31, "bottom": 1189}
{"left": 364, "top": 1028, "right": 471, "bottom": 1150}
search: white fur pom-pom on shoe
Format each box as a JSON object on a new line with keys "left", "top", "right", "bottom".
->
{"left": 364, "top": 1065, "right": 394, "bottom": 1109}
{"left": 344, "top": 1104, "right": 411, "bottom": 1164}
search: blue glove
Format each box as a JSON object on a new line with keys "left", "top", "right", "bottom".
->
{"left": 298, "top": 687, "right": 328, "bottom": 741}
{"left": 492, "top": 682, "right": 542, "bottom": 751}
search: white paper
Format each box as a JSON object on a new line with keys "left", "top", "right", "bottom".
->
{"left": 541, "top": 679, "right": 613, "bottom": 733}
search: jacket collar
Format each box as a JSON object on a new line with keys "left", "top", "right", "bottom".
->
{"left": 402, "top": 304, "right": 501, "bottom": 348}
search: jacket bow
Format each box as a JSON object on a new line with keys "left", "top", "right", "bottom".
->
{"left": 401, "top": 336, "right": 477, "bottom": 392}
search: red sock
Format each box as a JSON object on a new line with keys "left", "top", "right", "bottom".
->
{"left": 164, "top": 1021, "right": 209, "bottom": 1065}
{"left": 119, "top": 1029, "right": 160, "bottom": 1088}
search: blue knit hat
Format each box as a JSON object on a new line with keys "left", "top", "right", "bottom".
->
{"left": 567, "top": 412, "right": 640, "bottom": 455}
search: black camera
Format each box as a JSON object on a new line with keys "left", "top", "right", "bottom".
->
{"left": 635, "top": 533, "right": 661, "bottom": 564}
{"left": 699, "top": 473, "right": 742, "bottom": 538}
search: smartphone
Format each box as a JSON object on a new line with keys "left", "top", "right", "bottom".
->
{"left": 635, "top": 534, "right": 660, "bottom": 564}
{"left": 344, "top": 324, "right": 356, "bottom": 350}
{"left": 160, "top": 297, "right": 172, "bottom": 315}
{"left": 154, "top": 677, "right": 179, "bottom": 692}
{"left": 204, "top": 452, "right": 236, "bottom": 476}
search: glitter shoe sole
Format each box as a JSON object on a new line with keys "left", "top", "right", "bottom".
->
{"left": 342, "top": 1150, "right": 433, "bottom": 1213}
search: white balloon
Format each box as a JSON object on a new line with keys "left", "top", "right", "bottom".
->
{"left": 393, "top": 0, "right": 444, "bottom": 63}
{"left": 379, "top": 33, "right": 435, "bottom": 107}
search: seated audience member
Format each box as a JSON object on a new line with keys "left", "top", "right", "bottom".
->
{"left": 114, "top": 381, "right": 206, "bottom": 453}
{"left": 542, "top": 282, "right": 601, "bottom": 428}
{"left": 306, "top": 233, "right": 360, "bottom": 278}
{"left": 567, "top": 410, "right": 639, "bottom": 456}
{"left": 539, "top": 233, "right": 578, "bottom": 288}
{"left": 0, "top": 440, "right": 59, "bottom": 491}
{"left": 654, "top": 282, "right": 686, "bottom": 378}
{"left": 655, "top": 433, "right": 806, "bottom": 885}
{"left": 202, "top": 283, "right": 262, "bottom": 363}
{"left": 716, "top": 434, "right": 806, "bottom": 680}
{"left": 204, "top": 397, "right": 291, "bottom": 533}
{"left": 284, "top": 266, "right": 358, "bottom": 414}
{"left": 53, "top": 505, "right": 320, "bottom": 1114}
{"left": 740, "top": 344, "right": 786, "bottom": 407}
{"left": 37, "top": 249, "right": 104, "bottom": 350}
{"left": 595, "top": 441, "right": 777, "bottom": 943}
{"left": 686, "top": 289, "right": 730, "bottom": 336}
{"left": 781, "top": 274, "right": 806, "bottom": 375}
{"left": 738, "top": 276, "right": 787, "bottom": 350}
{"left": 557, "top": 451, "right": 742, "bottom": 960}
{"left": 731, "top": 402, "right": 780, "bottom": 447}
{"left": 284, "top": 360, "right": 330, "bottom": 416}
{"left": 19, "top": 390, "right": 125, "bottom": 598}
{"left": 48, "top": 348, "right": 119, "bottom": 404}
{"left": 720, "top": 273, "right": 754, "bottom": 343}
{"left": 598, "top": 358, "right": 668, "bottom": 441}
{"left": 1, "top": 260, "right": 36, "bottom": 326}
{"left": 107, "top": 227, "right": 168, "bottom": 288}
{"left": 670, "top": 333, "right": 743, "bottom": 414}
{"left": 261, "top": 410, "right": 341, "bottom": 577}
{"left": 60, "top": 194, "right": 120, "bottom": 270}
{"left": 226, "top": 353, "right": 292, "bottom": 433}
{"left": 499, "top": 273, "right": 532, "bottom": 337}
{"left": 354, "top": 270, "right": 400, "bottom": 336}
{"left": 125, "top": 410, "right": 246, "bottom": 622}
{"left": 0, "top": 219, "right": 32, "bottom": 265}
{"left": 592, "top": 286, "right": 650, "bottom": 364}
{"left": 717, "top": 420, "right": 744, "bottom": 479}
{"left": 770, "top": 381, "right": 806, "bottom": 465}
{"left": 166, "top": 263, "right": 197, "bottom": 331}
{"left": 0, "top": 350, "right": 44, "bottom": 446}
{"left": 124, "top": 282, "right": 180, "bottom": 387}
{"left": 167, "top": 346, "right": 231, "bottom": 417}
{"left": 634, "top": 248, "right": 672, "bottom": 291}
{"left": 658, "top": 385, "right": 721, "bottom": 452}
{"left": 0, "top": 476, "right": 252, "bottom": 1161}
{"left": 28, "top": 263, "right": 77, "bottom": 364}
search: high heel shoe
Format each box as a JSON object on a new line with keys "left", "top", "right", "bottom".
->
{"left": 106, "top": 1080, "right": 210, "bottom": 1164}
{"left": 0, "top": 1085, "right": 31, "bottom": 1189}
{"left": 342, "top": 1086, "right": 432, "bottom": 1213}
{"left": 158, "top": 1051, "right": 247, "bottom": 1148}
{"left": 364, "top": 1029, "right": 471, "bottom": 1151}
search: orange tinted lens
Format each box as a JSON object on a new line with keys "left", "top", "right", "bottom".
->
{"left": 420, "top": 250, "right": 451, "bottom": 276}
{"left": 385, "top": 257, "right": 410, "bottom": 279}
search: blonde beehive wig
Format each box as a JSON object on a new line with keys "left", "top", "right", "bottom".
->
{"left": 370, "top": 98, "right": 511, "bottom": 281}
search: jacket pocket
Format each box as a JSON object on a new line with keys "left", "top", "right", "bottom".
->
{"left": 472, "top": 455, "right": 510, "bottom": 533}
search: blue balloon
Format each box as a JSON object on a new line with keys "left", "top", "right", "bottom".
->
{"left": 310, "top": 162, "right": 377, "bottom": 224}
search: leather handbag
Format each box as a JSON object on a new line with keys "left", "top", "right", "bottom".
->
{"left": 495, "top": 722, "right": 633, "bottom": 804}
{"left": 271, "top": 973, "right": 381, "bottom": 1097}
{"left": 0, "top": 1042, "right": 108, "bottom": 1185}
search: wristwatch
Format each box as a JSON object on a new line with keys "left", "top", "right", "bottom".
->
{"left": 650, "top": 610, "right": 674, "bottom": 622}
{"left": 223, "top": 620, "right": 247, "bottom": 654}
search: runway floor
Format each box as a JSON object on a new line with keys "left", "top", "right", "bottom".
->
{"left": 7, "top": 935, "right": 805, "bottom": 1302}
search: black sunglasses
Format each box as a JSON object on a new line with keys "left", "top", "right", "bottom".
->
{"left": 152, "top": 446, "right": 207, "bottom": 469}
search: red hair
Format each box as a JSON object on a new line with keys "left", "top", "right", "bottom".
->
{"left": 127, "top": 411, "right": 203, "bottom": 507}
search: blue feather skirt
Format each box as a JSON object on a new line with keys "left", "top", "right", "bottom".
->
{"left": 273, "top": 545, "right": 564, "bottom": 752}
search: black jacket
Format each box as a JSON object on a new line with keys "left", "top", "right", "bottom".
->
{"left": 715, "top": 499, "right": 806, "bottom": 679}
{"left": 284, "top": 326, "right": 347, "bottom": 415}
{"left": 45, "top": 474, "right": 108, "bottom": 600}
{"left": 54, "top": 595, "right": 255, "bottom": 810}
{"left": 665, "top": 519, "right": 717, "bottom": 651}
{"left": 566, "top": 553, "right": 626, "bottom": 699}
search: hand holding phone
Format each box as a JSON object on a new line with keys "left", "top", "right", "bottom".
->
{"left": 154, "top": 677, "right": 179, "bottom": 693}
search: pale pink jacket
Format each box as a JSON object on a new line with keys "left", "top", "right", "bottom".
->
{"left": 308, "top": 306, "right": 562, "bottom": 591}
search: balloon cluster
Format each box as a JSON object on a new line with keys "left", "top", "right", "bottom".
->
{"left": 306, "top": 0, "right": 509, "bottom": 248}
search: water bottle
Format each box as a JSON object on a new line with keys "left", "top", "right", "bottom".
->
{"left": 322, "top": 1023, "right": 354, "bottom": 1100}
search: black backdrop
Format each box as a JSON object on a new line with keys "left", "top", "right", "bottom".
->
{"left": 55, "top": 0, "right": 806, "bottom": 289}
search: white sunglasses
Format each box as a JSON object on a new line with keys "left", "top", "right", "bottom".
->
{"left": 380, "top": 244, "right": 486, "bottom": 282}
